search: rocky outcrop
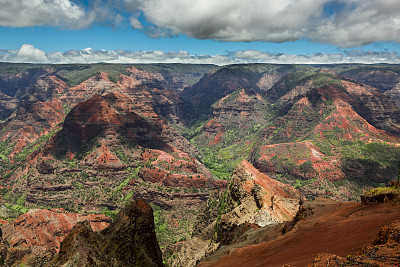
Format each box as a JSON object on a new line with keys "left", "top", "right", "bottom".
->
{"left": 51, "top": 199, "right": 164, "bottom": 267}
{"left": 0, "top": 209, "right": 110, "bottom": 266}
{"left": 169, "top": 160, "right": 302, "bottom": 267}
{"left": 219, "top": 160, "right": 302, "bottom": 229}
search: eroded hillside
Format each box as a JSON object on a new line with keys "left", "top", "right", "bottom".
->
{"left": 1, "top": 63, "right": 400, "bottom": 265}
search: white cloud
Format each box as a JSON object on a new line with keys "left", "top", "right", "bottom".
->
{"left": 0, "top": 0, "right": 89, "bottom": 28}
{"left": 1, "top": 1, "right": 400, "bottom": 47}
{"left": 0, "top": 0, "right": 118, "bottom": 29}
{"left": 1, "top": 44, "right": 400, "bottom": 65}
{"left": 129, "top": 16, "right": 143, "bottom": 29}
{"left": 8, "top": 44, "right": 48, "bottom": 63}
{"left": 121, "top": 0, "right": 400, "bottom": 47}
{"left": 311, "top": 0, "right": 400, "bottom": 47}
{"left": 126, "top": 0, "right": 329, "bottom": 41}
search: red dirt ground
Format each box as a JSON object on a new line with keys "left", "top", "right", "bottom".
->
{"left": 200, "top": 198, "right": 400, "bottom": 267}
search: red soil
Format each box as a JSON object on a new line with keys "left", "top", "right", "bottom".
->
{"left": 201, "top": 198, "right": 400, "bottom": 267}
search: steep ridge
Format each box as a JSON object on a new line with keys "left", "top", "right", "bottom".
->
{"left": 337, "top": 66, "right": 400, "bottom": 108}
{"left": 1, "top": 100, "right": 64, "bottom": 159}
{"left": 28, "top": 73, "right": 68, "bottom": 102}
{"left": 0, "top": 208, "right": 110, "bottom": 266}
{"left": 252, "top": 74, "right": 400, "bottom": 200}
{"left": 199, "top": 88, "right": 268, "bottom": 146}
{"left": 339, "top": 67, "right": 400, "bottom": 93}
{"left": 0, "top": 63, "right": 211, "bottom": 163}
{"left": 0, "top": 67, "right": 43, "bottom": 99}
{"left": 117, "top": 72, "right": 183, "bottom": 124}
{"left": 0, "top": 66, "right": 57, "bottom": 121}
{"left": 181, "top": 67, "right": 259, "bottom": 120}
{"left": 180, "top": 64, "right": 303, "bottom": 121}
{"left": 385, "top": 83, "right": 400, "bottom": 107}
{"left": 60, "top": 71, "right": 124, "bottom": 108}
{"left": 52, "top": 92, "right": 172, "bottom": 155}
{"left": 51, "top": 199, "right": 163, "bottom": 266}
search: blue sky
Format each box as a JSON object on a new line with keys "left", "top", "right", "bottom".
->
{"left": 1, "top": 0, "right": 400, "bottom": 64}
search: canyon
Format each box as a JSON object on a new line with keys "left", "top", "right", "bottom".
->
{"left": 1, "top": 63, "right": 400, "bottom": 265}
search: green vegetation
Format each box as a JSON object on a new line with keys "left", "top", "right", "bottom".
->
{"left": 110, "top": 166, "right": 141, "bottom": 204}
{"left": 52, "top": 64, "right": 131, "bottom": 86}
{"left": 152, "top": 204, "right": 173, "bottom": 249}
{"left": 16, "top": 194, "right": 27, "bottom": 206}
{"left": 0, "top": 141, "right": 13, "bottom": 163}
{"left": 5, "top": 203, "right": 29, "bottom": 215}
{"left": 341, "top": 142, "right": 400, "bottom": 184}
{"left": 100, "top": 208, "right": 118, "bottom": 220}
{"left": 53, "top": 63, "right": 215, "bottom": 87}
{"left": 151, "top": 203, "right": 195, "bottom": 253}
{"left": 362, "top": 186, "right": 400, "bottom": 197}
{"left": 311, "top": 72, "right": 343, "bottom": 89}
{"left": 0, "top": 187, "right": 29, "bottom": 218}
{"left": 201, "top": 141, "right": 254, "bottom": 180}
{"left": 12, "top": 128, "right": 60, "bottom": 163}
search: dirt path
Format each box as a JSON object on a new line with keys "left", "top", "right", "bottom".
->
{"left": 200, "top": 198, "right": 400, "bottom": 267}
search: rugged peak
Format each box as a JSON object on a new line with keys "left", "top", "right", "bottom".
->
{"left": 51, "top": 92, "right": 172, "bottom": 155}
{"left": 59, "top": 71, "right": 123, "bottom": 106}
{"left": 52, "top": 199, "right": 164, "bottom": 266}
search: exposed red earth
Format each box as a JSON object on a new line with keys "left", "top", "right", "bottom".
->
{"left": 201, "top": 198, "right": 400, "bottom": 267}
